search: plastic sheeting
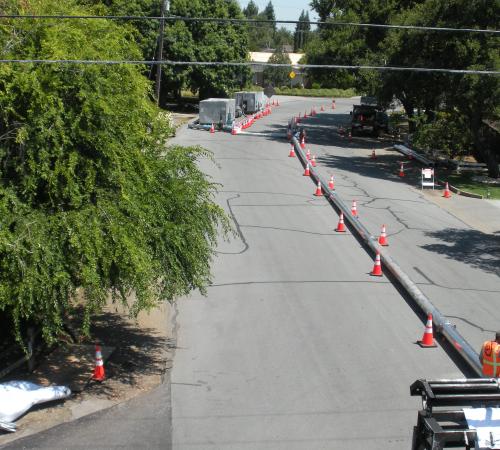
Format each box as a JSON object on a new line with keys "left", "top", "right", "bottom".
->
{"left": 0, "top": 381, "right": 71, "bottom": 432}
{"left": 464, "top": 407, "right": 500, "bottom": 449}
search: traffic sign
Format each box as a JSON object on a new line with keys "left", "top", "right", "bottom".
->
{"left": 289, "top": 71, "right": 296, "bottom": 79}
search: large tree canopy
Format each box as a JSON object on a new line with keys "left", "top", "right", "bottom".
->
{"left": 0, "top": 0, "right": 229, "bottom": 344}
{"left": 306, "top": 0, "right": 500, "bottom": 176}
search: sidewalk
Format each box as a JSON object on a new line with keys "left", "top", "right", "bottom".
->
{"left": 0, "top": 299, "right": 175, "bottom": 446}
{"left": 423, "top": 190, "right": 500, "bottom": 235}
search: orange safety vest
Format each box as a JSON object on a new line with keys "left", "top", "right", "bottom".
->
{"left": 481, "top": 341, "right": 500, "bottom": 377}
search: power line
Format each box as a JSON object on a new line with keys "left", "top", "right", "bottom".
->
{"left": 0, "top": 59, "right": 498, "bottom": 75}
{"left": 0, "top": 14, "right": 499, "bottom": 35}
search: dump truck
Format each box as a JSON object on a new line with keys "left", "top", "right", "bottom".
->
{"left": 350, "top": 103, "right": 389, "bottom": 137}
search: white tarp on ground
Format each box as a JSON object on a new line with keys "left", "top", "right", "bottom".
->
{"left": 464, "top": 407, "right": 500, "bottom": 449}
{"left": 0, "top": 381, "right": 71, "bottom": 432}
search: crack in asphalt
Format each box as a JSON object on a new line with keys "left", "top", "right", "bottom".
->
{"left": 239, "top": 224, "right": 345, "bottom": 237}
{"left": 444, "top": 316, "right": 496, "bottom": 334}
{"left": 208, "top": 279, "right": 390, "bottom": 288}
{"left": 216, "top": 194, "right": 249, "bottom": 255}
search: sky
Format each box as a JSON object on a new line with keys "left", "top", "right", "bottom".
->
{"left": 238, "top": 0, "right": 316, "bottom": 30}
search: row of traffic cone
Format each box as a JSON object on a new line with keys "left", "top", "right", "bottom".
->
{"left": 287, "top": 140, "right": 439, "bottom": 350}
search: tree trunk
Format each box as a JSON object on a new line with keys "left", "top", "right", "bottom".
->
{"left": 471, "top": 116, "right": 500, "bottom": 179}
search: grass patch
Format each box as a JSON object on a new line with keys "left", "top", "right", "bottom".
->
{"left": 447, "top": 173, "right": 500, "bottom": 199}
{"left": 274, "top": 87, "right": 357, "bottom": 98}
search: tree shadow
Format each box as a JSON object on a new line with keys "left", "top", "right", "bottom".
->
{"left": 422, "top": 229, "right": 500, "bottom": 277}
{"left": 4, "top": 308, "right": 170, "bottom": 401}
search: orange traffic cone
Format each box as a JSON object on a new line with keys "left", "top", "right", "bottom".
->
{"left": 276, "top": 99, "right": 279, "bottom": 106}
{"left": 418, "top": 313, "right": 437, "bottom": 347}
{"left": 310, "top": 108, "right": 314, "bottom": 116}
{"left": 332, "top": 100, "right": 336, "bottom": 110}
{"left": 300, "top": 137, "right": 306, "bottom": 149}
{"left": 320, "top": 105, "right": 324, "bottom": 112}
{"left": 314, "top": 181, "right": 323, "bottom": 197}
{"left": 209, "top": 123, "right": 215, "bottom": 134}
{"left": 378, "top": 224, "right": 388, "bottom": 246}
{"left": 231, "top": 123, "right": 237, "bottom": 135}
{"left": 303, "top": 163, "right": 310, "bottom": 176}
{"left": 348, "top": 131, "right": 352, "bottom": 142}
{"left": 328, "top": 175, "right": 335, "bottom": 190}
{"left": 93, "top": 343, "right": 105, "bottom": 381}
{"left": 371, "top": 149, "right": 377, "bottom": 159}
{"left": 288, "top": 144, "right": 296, "bottom": 158}
{"left": 399, "top": 162, "right": 405, "bottom": 177}
{"left": 351, "top": 200, "right": 358, "bottom": 217}
{"left": 370, "top": 252, "right": 383, "bottom": 277}
{"left": 306, "top": 149, "right": 311, "bottom": 160}
{"left": 311, "top": 155, "right": 317, "bottom": 167}
{"left": 443, "top": 182, "right": 451, "bottom": 198}
{"left": 336, "top": 212, "right": 346, "bottom": 232}
{"left": 272, "top": 99, "right": 275, "bottom": 106}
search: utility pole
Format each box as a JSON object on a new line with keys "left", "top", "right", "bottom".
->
{"left": 155, "top": 0, "right": 169, "bottom": 105}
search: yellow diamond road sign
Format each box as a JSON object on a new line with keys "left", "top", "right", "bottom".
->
{"left": 289, "top": 71, "right": 296, "bottom": 79}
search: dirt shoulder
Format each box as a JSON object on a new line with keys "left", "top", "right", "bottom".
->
{"left": 0, "top": 300, "right": 176, "bottom": 446}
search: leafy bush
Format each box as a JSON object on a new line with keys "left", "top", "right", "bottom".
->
{"left": 0, "top": 0, "right": 229, "bottom": 345}
{"left": 412, "top": 112, "right": 473, "bottom": 159}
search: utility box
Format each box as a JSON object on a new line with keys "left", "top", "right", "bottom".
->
{"left": 199, "top": 98, "right": 236, "bottom": 125}
{"left": 234, "top": 91, "right": 265, "bottom": 114}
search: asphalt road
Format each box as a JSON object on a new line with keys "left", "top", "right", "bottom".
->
{"left": 5, "top": 96, "right": 498, "bottom": 449}
{"left": 170, "top": 97, "right": 466, "bottom": 450}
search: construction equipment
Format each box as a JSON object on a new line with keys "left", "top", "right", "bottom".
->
{"left": 411, "top": 378, "right": 500, "bottom": 449}
{"left": 199, "top": 98, "right": 236, "bottom": 127}
{"left": 234, "top": 91, "right": 265, "bottom": 115}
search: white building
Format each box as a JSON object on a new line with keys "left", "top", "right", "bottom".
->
{"left": 249, "top": 52, "right": 305, "bottom": 87}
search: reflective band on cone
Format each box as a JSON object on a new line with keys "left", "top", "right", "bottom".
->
{"left": 443, "top": 182, "right": 451, "bottom": 198}
{"left": 314, "top": 181, "right": 322, "bottom": 197}
{"left": 303, "top": 164, "right": 310, "bottom": 176}
{"left": 209, "top": 123, "right": 215, "bottom": 134}
{"left": 288, "top": 145, "right": 296, "bottom": 158}
{"left": 351, "top": 200, "right": 358, "bottom": 217}
{"left": 336, "top": 212, "right": 346, "bottom": 232}
{"left": 378, "top": 225, "right": 388, "bottom": 246}
{"left": 399, "top": 162, "right": 405, "bottom": 177}
{"left": 93, "top": 344, "right": 105, "bottom": 381}
{"left": 370, "top": 252, "right": 383, "bottom": 277}
{"left": 311, "top": 155, "right": 317, "bottom": 167}
{"left": 328, "top": 175, "right": 335, "bottom": 190}
{"left": 418, "top": 313, "right": 438, "bottom": 348}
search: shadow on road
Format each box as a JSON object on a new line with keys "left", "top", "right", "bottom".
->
{"left": 422, "top": 229, "right": 500, "bottom": 277}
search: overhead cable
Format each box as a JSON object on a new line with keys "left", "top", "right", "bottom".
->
{"left": 0, "top": 59, "right": 498, "bottom": 75}
{"left": 0, "top": 14, "right": 499, "bottom": 34}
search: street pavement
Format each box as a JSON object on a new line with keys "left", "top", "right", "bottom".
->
{"left": 170, "top": 97, "right": 467, "bottom": 450}
{"left": 4, "top": 96, "right": 498, "bottom": 449}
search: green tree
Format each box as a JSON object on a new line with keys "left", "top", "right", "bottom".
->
{"left": 293, "top": 10, "right": 311, "bottom": 52}
{"left": 263, "top": 48, "right": 292, "bottom": 87}
{"left": 263, "top": 1, "right": 276, "bottom": 32}
{"left": 243, "top": 0, "right": 258, "bottom": 17}
{"left": 165, "top": 0, "right": 251, "bottom": 99}
{"left": 0, "top": 0, "right": 230, "bottom": 344}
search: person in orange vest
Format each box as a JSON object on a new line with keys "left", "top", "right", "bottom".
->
{"left": 480, "top": 332, "right": 500, "bottom": 377}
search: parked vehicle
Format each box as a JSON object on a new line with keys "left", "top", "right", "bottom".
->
{"left": 350, "top": 104, "right": 389, "bottom": 137}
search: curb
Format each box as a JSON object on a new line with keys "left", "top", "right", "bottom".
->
{"left": 437, "top": 179, "right": 484, "bottom": 199}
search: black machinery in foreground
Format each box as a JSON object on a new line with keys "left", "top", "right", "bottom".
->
{"left": 411, "top": 378, "right": 500, "bottom": 449}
